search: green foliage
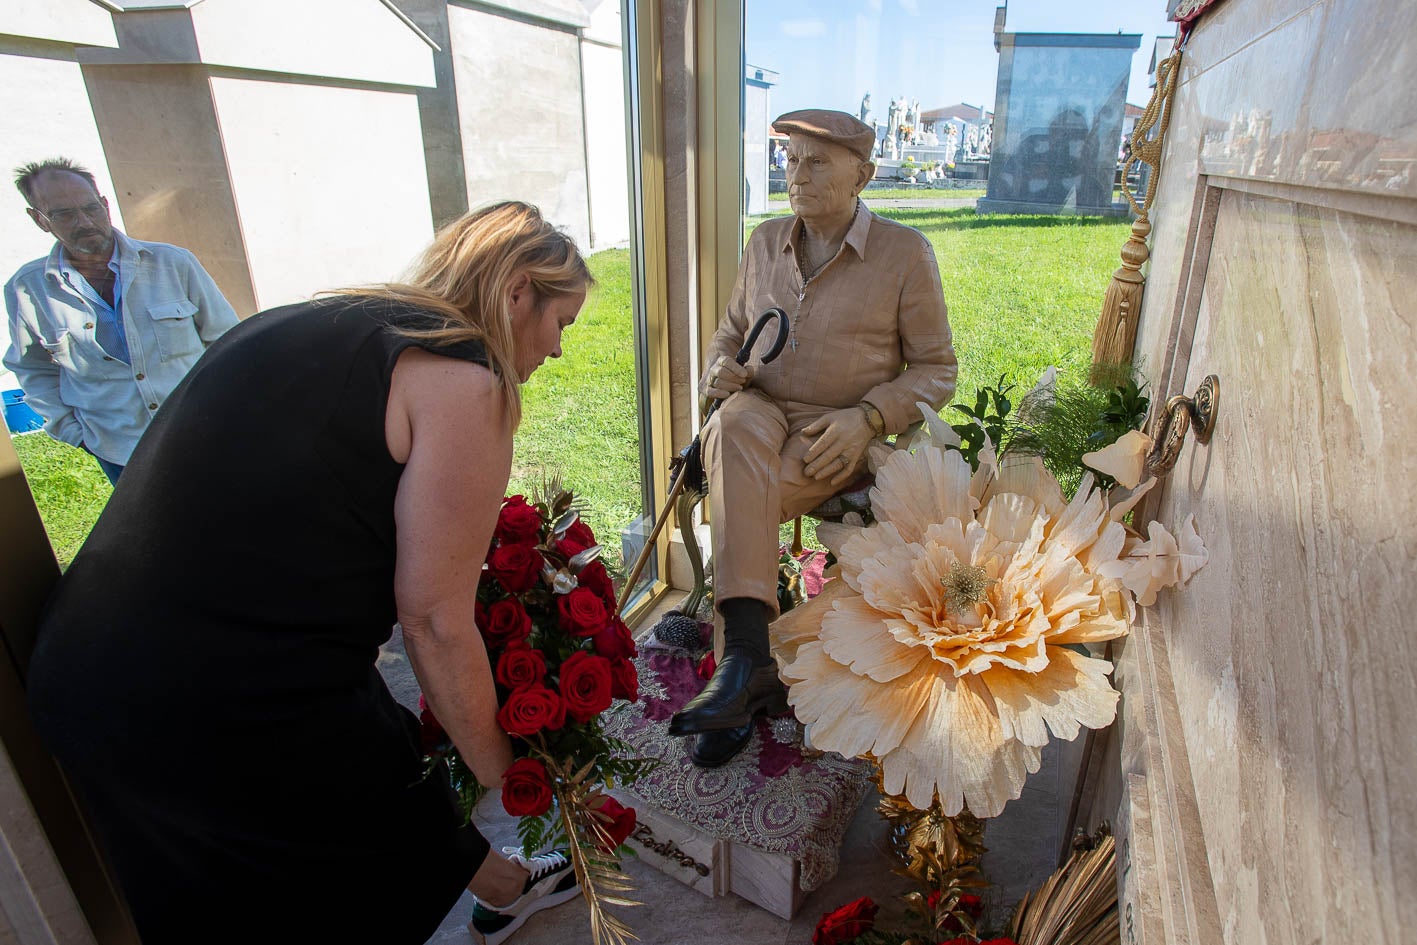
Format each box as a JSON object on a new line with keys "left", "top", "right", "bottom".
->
{"left": 945, "top": 375, "right": 1014, "bottom": 470}
{"left": 1008, "top": 362, "right": 1151, "bottom": 496}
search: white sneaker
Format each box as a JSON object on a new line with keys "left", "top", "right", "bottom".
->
{"left": 467, "top": 849, "right": 580, "bottom": 945}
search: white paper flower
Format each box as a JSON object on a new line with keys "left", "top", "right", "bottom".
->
{"left": 775, "top": 444, "right": 1135, "bottom": 817}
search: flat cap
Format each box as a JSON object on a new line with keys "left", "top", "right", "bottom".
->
{"left": 772, "top": 109, "right": 876, "bottom": 162}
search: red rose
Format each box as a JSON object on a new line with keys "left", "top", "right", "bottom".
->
{"left": 495, "top": 646, "right": 547, "bottom": 690}
{"left": 496, "top": 685, "right": 566, "bottom": 736}
{"left": 495, "top": 495, "right": 544, "bottom": 546}
{"left": 812, "top": 897, "right": 878, "bottom": 945}
{"left": 487, "top": 542, "right": 544, "bottom": 593}
{"left": 696, "top": 651, "right": 716, "bottom": 681}
{"left": 609, "top": 657, "right": 638, "bottom": 701}
{"left": 416, "top": 694, "right": 447, "bottom": 754}
{"left": 481, "top": 598, "right": 533, "bottom": 649}
{"left": 937, "top": 891, "right": 984, "bottom": 931}
{"left": 576, "top": 559, "right": 617, "bottom": 606}
{"left": 556, "top": 519, "right": 598, "bottom": 557}
{"left": 501, "top": 757, "right": 554, "bottom": 817}
{"left": 558, "top": 650, "right": 614, "bottom": 723}
{"left": 592, "top": 795, "right": 636, "bottom": 852}
{"left": 591, "top": 616, "right": 636, "bottom": 662}
{"left": 558, "top": 586, "right": 609, "bottom": 637}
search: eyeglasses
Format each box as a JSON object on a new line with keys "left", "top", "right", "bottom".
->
{"left": 36, "top": 201, "right": 107, "bottom": 227}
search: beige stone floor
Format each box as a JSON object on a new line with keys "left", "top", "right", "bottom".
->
{"left": 380, "top": 599, "right": 1080, "bottom": 945}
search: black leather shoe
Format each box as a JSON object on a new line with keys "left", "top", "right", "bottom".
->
{"left": 689, "top": 723, "right": 753, "bottom": 768}
{"left": 667, "top": 654, "right": 788, "bottom": 736}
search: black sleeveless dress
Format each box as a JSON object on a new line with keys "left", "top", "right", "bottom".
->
{"left": 26, "top": 297, "right": 493, "bottom": 944}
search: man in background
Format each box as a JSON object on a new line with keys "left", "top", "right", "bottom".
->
{"left": 4, "top": 157, "right": 237, "bottom": 483}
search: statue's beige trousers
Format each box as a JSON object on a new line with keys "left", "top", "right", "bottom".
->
{"left": 701, "top": 387, "right": 868, "bottom": 653}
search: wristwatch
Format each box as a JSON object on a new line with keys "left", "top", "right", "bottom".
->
{"left": 858, "top": 401, "right": 886, "bottom": 437}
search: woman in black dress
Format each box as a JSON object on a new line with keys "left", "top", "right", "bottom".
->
{"left": 26, "top": 202, "right": 590, "bottom": 944}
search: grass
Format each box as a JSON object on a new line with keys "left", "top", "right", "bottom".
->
{"left": 11, "top": 435, "right": 112, "bottom": 566}
{"left": 13, "top": 207, "right": 1130, "bottom": 569}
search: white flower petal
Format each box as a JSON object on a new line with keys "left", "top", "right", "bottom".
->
{"left": 1176, "top": 514, "right": 1208, "bottom": 583}
{"left": 982, "top": 647, "right": 1119, "bottom": 746}
{"left": 917, "top": 400, "right": 961, "bottom": 448}
{"left": 871, "top": 446, "right": 977, "bottom": 543}
{"left": 1081, "top": 429, "right": 1153, "bottom": 489}
{"left": 819, "top": 596, "right": 930, "bottom": 683}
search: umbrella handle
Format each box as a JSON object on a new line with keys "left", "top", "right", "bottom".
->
{"left": 736, "top": 306, "right": 789, "bottom": 366}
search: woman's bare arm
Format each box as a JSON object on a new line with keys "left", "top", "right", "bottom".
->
{"left": 389, "top": 347, "right": 516, "bottom": 788}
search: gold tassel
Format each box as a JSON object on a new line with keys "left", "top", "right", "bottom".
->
{"left": 1090, "top": 215, "right": 1151, "bottom": 382}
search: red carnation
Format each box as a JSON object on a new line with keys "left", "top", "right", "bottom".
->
{"left": 481, "top": 597, "right": 533, "bottom": 649}
{"left": 496, "top": 684, "right": 566, "bottom": 736}
{"left": 576, "top": 560, "right": 617, "bottom": 606}
{"left": 609, "top": 657, "right": 638, "bottom": 701}
{"left": 591, "top": 616, "right": 636, "bottom": 661}
{"left": 812, "top": 897, "right": 878, "bottom": 945}
{"left": 558, "top": 586, "right": 609, "bottom": 637}
{"left": 487, "top": 542, "right": 544, "bottom": 593}
{"left": 558, "top": 650, "right": 614, "bottom": 723}
{"left": 495, "top": 495, "right": 544, "bottom": 546}
{"left": 501, "top": 757, "right": 554, "bottom": 817}
{"left": 495, "top": 646, "right": 547, "bottom": 690}
{"left": 592, "top": 795, "right": 636, "bottom": 852}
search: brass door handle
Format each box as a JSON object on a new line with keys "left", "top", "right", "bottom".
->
{"left": 1145, "top": 375, "right": 1219, "bottom": 477}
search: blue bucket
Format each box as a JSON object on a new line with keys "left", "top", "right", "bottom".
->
{"left": 3, "top": 389, "right": 45, "bottom": 434}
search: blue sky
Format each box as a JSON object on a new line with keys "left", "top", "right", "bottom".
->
{"left": 746, "top": 0, "right": 1175, "bottom": 118}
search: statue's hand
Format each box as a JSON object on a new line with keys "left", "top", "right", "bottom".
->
{"left": 802, "top": 407, "right": 875, "bottom": 486}
{"left": 702, "top": 355, "right": 752, "bottom": 400}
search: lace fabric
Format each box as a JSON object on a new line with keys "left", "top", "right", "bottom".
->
{"left": 605, "top": 649, "right": 870, "bottom": 892}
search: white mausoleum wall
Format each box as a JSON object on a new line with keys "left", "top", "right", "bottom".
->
{"left": 187, "top": 0, "right": 434, "bottom": 87}
{"left": 446, "top": 4, "right": 592, "bottom": 250}
{"left": 209, "top": 77, "right": 434, "bottom": 310}
{"left": 581, "top": 36, "right": 630, "bottom": 249}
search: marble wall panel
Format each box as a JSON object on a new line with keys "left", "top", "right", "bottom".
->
{"left": 1151, "top": 189, "right": 1416, "bottom": 944}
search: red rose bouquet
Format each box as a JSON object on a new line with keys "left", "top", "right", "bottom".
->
{"left": 418, "top": 484, "right": 654, "bottom": 945}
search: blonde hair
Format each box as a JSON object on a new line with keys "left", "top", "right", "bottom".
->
{"left": 348, "top": 201, "right": 592, "bottom": 427}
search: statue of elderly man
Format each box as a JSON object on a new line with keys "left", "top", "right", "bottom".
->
{"left": 668, "top": 109, "right": 958, "bottom": 766}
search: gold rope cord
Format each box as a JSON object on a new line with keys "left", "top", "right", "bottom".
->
{"left": 1089, "top": 49, "right": 1183, "bottom": 380}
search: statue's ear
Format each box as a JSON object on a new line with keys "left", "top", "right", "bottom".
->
{"left": 856, "top": 162, "right": 876, "bottom": 193}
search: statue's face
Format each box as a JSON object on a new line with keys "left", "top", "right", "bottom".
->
{"left": 784, "top": 135, "right": 871, "bottom": 222}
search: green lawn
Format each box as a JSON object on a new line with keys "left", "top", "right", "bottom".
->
{"left": 12, "top": 208, "right": 1129, "bottom": 569}
{"left": 771, "top": 188, "right": 987, "bottom": 202}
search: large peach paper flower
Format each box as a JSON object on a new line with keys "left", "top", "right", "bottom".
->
{"left": 775, "top": 442, "right": 1142, "bottom": 818}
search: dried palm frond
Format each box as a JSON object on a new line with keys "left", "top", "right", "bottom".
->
{"left": 1006, "top": 826, "right": 1117, "bottom": 945}
{"left": 556, "top": 780, "right": 641, "bottom": 945}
